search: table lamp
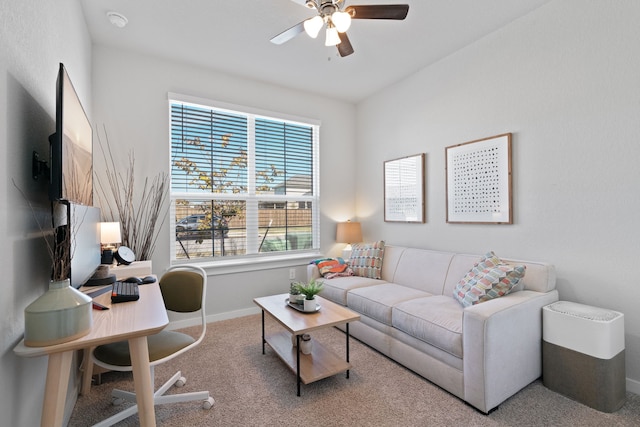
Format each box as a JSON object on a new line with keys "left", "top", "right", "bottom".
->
{"left": 100, "top": 222, "right": 122, "bottom": 264}
{"left": 336, "top": 220, "right": 362, "bottom": 259}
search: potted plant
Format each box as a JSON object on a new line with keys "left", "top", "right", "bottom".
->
{"left": 293, "top": 279, "right": 324, "bottom": 312}
{"left": 289, "top": 283, "right": 304, "bottom": 304}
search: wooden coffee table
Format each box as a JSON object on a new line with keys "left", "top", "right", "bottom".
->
{"left": 253, "top": 293, "right": 360, "bottom": 396}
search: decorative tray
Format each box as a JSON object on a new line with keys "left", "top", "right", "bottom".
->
{"left": 285, "top": 298, "right": 320, "bottom": 313}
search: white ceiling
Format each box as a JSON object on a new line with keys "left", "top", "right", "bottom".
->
{"left": 80, "top": 0, "right": 550, "bottom": 104}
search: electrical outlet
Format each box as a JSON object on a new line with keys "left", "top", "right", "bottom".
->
{"left": 289, "top": 268, "right": 296, "bottom": 280}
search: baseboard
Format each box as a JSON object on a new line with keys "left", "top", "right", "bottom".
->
{"left": 626, "top": 377, "right": 640, "bottom": 395}
{"left": 166, "top": 306, "right": 261, "bottom": 330}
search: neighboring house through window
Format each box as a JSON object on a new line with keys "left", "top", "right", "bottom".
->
{"left": 169, "top": 94, "right": 320, "bottom": 262}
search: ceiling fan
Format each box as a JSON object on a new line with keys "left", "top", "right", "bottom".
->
{"left": 271, "top": 1, "right": 409, "bottom": 57}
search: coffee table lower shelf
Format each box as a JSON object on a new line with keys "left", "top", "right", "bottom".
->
{"left": 265, "top": 331, "right": 352, "bottom": 385}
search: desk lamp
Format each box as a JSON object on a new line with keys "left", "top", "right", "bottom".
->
{"left": 336, "top": 220, "right": 362, "bottom": 259}
{"left": 100, "top": 222, "right": 122, "bottom": 264}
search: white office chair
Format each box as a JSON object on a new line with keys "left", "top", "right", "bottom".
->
{"left": 91, "top": 265, "right": 214, "bottom": 426}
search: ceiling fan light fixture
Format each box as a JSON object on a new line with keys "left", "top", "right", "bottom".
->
{"left": 304, "top": 15, "right": 324, "bottom": 38}
{"left": 325, "top": 25, "right": 341, "bottom": 46}
{"left": 331, "top": 10, "right": 351, "bottom": 33}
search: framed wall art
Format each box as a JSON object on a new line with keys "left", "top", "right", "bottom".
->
{"left": 445, "top": 133, "right": 512, "bottom": 224}
{"left": 384, "top": 153, "right": 425, "bottom": 223}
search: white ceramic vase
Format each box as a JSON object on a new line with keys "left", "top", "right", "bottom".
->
{"left": 300, "top": 334, "right": 312, "bottom": 354}
{"left": 24, "top": 279, "right": 93, "bottom": 347}
{"left": 303, "top": 298, "right": 316, "bottom": 312}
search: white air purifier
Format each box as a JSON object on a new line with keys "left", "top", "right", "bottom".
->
{"left": 542, "top": 301, "right": 625, "bottom": 412}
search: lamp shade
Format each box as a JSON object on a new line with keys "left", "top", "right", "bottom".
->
{"left": 304, "top": 15, "right": 324, "bottom": 38}
{"left": 100, "top": 222, "right": 122, "bottom": 245}
{"left": 325, "top": 25, "right": 341, "bottom": 46}
{"left": 336, "top": 221, "right": 362, "bottom": 244}
{"left": 331, "top": 11, "right": 351, "bottom": 33}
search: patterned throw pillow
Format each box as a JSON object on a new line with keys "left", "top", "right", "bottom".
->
{"left": 453, "top": 251, "right": 526, "bottom": 308}
{"left": 349, "top": 241, "right": 385, "bottom": 279}
{"left": 314, "top": 258, "right": 349, "bottom": 277}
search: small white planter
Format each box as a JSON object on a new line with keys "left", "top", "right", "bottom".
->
{"left": 303, "top": 298, "right": 316, "bottom": 312}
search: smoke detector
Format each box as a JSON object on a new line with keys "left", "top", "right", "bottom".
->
{"left": 107, "top": 11, "right": 128, "bottom": 28}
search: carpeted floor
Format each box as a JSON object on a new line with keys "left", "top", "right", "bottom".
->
{"left": 69, "top": 314, "right": 640, "bottom": 426}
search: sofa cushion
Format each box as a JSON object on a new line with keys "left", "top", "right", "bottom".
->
{"left": 392, "top": 248, "right": 455, "bottom": 294}
{"left": 453, "top": 252, "right": 526, "bottom": 308}
{"left": 392, "top": 296, "right": 464, "bottom": 358}
{"left": 318, "top": 276, "right": 384, "bottom": 306}
{"left": 347, "top": 283, "right": 431, "bottom": 325}
{"left": 349, "top": 241, "right": 385, "bottom": 279}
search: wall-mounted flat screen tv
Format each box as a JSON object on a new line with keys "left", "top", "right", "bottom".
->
{"left": 49, "top": 63, "right": 93, "bottom": 205}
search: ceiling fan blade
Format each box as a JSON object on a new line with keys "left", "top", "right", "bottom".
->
{"left": 345, "top": 4, "right": 409, "bottom": 20}
{"left": 270, "top": 21, "right": 306, "bottom": 45}
{"left": 337, "top": 32, "right": 354, "bottom": 57}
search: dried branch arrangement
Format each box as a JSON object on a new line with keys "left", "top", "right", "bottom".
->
{"left": 52, "top": 212, "right": 71, "bottom": 281}
{"left": 94, "top": 127, "right": 168, "bottom": 261}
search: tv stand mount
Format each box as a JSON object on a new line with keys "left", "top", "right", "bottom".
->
{"left": 32, "top": 150, "right": 50, "bottom": 181}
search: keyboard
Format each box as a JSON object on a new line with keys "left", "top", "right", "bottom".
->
{"left": 111, "top": 281, "right": 140, "bottom": 303}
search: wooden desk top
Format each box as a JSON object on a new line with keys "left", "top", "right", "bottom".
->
{"left": 253, "top": 293, "right": 360, "bottom": 335}
{"left": 14, "top": 282, "right": 168, "bottom": 358}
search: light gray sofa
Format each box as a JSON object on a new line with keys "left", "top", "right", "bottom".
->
{"left": 307, "top": 245, "right": 558, "bottom": 413}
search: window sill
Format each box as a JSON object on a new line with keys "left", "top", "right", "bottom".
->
{"left": 172, "top": 252, "right": 323, "bottom": 276}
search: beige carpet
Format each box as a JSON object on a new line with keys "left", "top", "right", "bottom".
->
{"left": 69, "top": 314, "right": 640, "bottom": 426}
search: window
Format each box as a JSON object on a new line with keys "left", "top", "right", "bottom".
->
{"left": 169, "top": 94, "right": 320, "bottom": 262}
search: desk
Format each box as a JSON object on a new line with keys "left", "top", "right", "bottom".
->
{"left": 14, "top": 282, "right": 168, "bottom": 427}
{"left": 110, "top": 260, "right": 153, "bottom": 280}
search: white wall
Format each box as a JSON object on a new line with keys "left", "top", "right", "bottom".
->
{"left": 355, "top": 0, "right": 640, "bottom": 391}
{"left": 91, "top": 45, "right": 357, "bottom": 320}
{"left": 0, "top": 1, "right": 92, "bottom": 425}
{"left": 3, "top": 2, "right": 638, "bottom": 424}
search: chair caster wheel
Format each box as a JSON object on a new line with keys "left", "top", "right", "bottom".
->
{"left": 175, "top": 376, "right": 186, "bottom": 387}
{"left": 111, "top": 397, "right": 124, "bottom": 406}
{"left": 203, "top": 397, "right": 214, "bottom": 410}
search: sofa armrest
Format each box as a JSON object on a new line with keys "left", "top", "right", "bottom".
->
{"left": 462, "top": 289, "right": 559, "bottom": 413}
{"left": 307, "top": 263, "right": 321, "bottom": 281}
